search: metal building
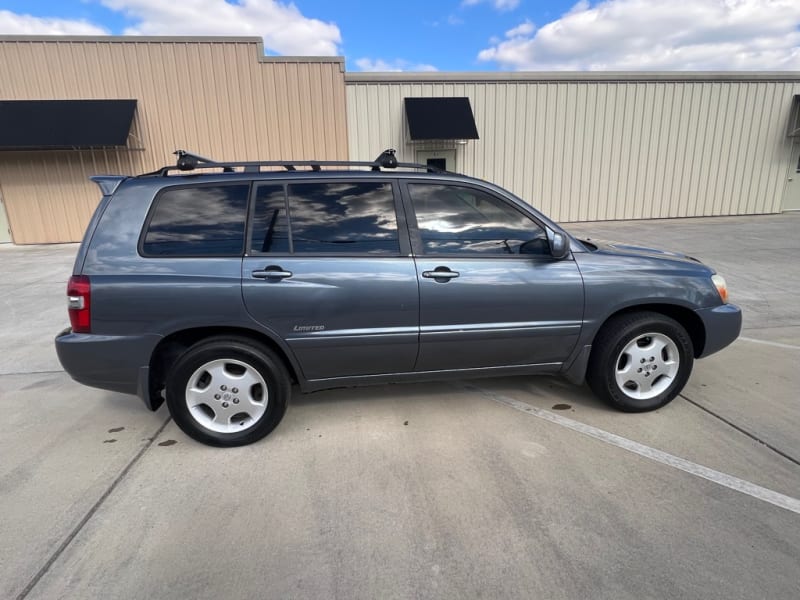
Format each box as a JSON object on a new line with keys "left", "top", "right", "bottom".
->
{"left": 0, "top": 36, "right": 348, "bottom": 244}
{"left": 346, "top": 72, "right": 800, "bottom": 222}
{"left": 1, "top": 36, "right": 799, "bottom": 245}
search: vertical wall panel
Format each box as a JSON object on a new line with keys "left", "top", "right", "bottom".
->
{"left": 346, "top": 74, "right": 800, "bottom": 223}
{"left": 0, "top": 37, "right": 348, "bottom": 243}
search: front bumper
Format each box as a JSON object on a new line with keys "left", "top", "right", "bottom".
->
{"left": 55, "top": 328, "right": 163, "bottom": 410}
{"left": 695, "top": 303, "right": 742, "bottom": 358}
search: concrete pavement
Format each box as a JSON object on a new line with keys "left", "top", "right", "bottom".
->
{"left": 568, "top": 214, "right": 800, "bottom": 462}
{"left": 1, "top": 214, "right": 798, "bottom": 600}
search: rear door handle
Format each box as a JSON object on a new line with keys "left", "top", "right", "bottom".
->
{"left": 422, "top": 267, "right": 460, "bottom": 281}
{"left": 252, "top": 266, "right": 293, "bottom": 280}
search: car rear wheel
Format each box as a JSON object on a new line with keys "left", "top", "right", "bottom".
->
{"left": 587, "top": 311, "right": 694, "bottom": 412}
{"left": 165, "top": 337, "right": 289, "bottom": 446}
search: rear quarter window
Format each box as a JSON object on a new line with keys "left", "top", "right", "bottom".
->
{"left": 141, "top": 183, "right": 249, "bottom": 257}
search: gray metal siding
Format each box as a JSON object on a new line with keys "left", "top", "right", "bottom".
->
{"left": 347, "top": 79, "right": 800, "bottom": 221}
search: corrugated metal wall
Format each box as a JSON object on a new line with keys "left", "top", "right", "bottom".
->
{"left": 346, "top": 74, "right": 800, "bottom": 222}
{"left": 0, "top": 37, "right": 348, "bottom": 244}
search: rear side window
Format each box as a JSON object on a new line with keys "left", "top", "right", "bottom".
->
{"left": 250, "top": 184, "right": 290, "bottom": 253}
{"left": 249, "top": 181, "right": 400, "bottom": 255}
{"left": 142, "top": 184, "right": 249, "bottom": 256}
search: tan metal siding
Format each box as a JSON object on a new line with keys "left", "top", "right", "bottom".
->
{"left": 346, "top": 78, "right": 800, "bottom": 222}
{"left": 0, "top": 38, "right": 348, "bottom": 244}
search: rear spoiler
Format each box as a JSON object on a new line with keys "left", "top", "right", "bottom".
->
{"left": 89, "top": 175, "right": 127, "bottom": 196}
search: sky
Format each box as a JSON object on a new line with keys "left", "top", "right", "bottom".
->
{"left": 0, "top": 0, "right": 798, "bottom": 71}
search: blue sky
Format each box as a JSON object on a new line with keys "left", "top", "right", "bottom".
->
{"left": 1, "top": 1, "right": 799, "bottom": 71}
{"left": 292, "top": 0, "right": 573, "bottom": 71}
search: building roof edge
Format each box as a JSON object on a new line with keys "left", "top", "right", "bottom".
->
{"left": 346, "top": 71, "right": 800, "bottom": 83}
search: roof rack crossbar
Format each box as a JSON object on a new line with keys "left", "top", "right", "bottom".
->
{"left": 173, "top": 149, "right": 216, "bottom": 171}
{"left": 153, "top": 148, "right": 446, "bottom": 176}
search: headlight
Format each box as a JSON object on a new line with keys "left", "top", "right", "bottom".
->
{"left": 711, "top": 274, "right": 729, "bottom": 303}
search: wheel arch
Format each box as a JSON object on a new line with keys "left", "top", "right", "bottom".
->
{"left": 595, "top": 303, "right": 706, "bottom": 358}
{"left": 148, "top": 326, "right": 302, "bottom": 403}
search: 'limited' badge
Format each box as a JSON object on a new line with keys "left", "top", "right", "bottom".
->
{"left": 293, "top": 325, "right": 325, "bottom": 332}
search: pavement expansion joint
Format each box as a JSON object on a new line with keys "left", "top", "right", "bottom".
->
{"left": 0, "top": 370, "right": 66, "bottom": 377}
{"left": 681, "top": 393, "right": 800, "bottom": 468}
{"left": 14, "top": 416, "right": 173, "bottom": 600}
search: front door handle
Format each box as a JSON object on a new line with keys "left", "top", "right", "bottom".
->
{"left": 422, "top": 267, "right": 460, "bottom": 282}
{"left": 252, "top": 266, "right": 293, "bottom": 280}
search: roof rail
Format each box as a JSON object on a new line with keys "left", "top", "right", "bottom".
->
{"left": 146, "top": 148, "right": 446, "bottom": 176}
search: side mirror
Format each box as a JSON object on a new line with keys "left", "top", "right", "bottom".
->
{"left": 547, "top": 228, "right": 570, "bottom": 260}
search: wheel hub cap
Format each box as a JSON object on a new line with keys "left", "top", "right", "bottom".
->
{"left": 184, "top": 358, "right": 268, "bottom": 434}
{"left": 614, "top": 332, "right": 680, "bottom": 401}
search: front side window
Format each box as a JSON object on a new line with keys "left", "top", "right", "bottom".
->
{"left": 142, "top": 184, "right": 249, "bottom": 256}
{"left": 408, "top": 183, "right": 548, "bottom": 255}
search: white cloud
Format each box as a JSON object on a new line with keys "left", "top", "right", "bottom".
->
{"left": 355, "top": 58, "right": 438, "bottom": 72}
{"left": 462, "top": 0, "right": 520, "bottom": 11}
{"left": 99, "top": 0, "right": 341, "bottom": 55}
{"left": 478, "top": 0, "right": 800, "bottom": 70}
{"left": 0, "top": 9, "right": 109, "bottom": 35}
{"left": 505, "top": 20, "right": 535, "bottom": 38}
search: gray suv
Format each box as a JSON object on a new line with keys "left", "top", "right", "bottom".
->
{"left": 56, "top": 150, "right": 742, "bottom": 447}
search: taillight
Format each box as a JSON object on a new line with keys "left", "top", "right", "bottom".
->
{"left": 67, "top": 275, "right": 91, "bottom": 333}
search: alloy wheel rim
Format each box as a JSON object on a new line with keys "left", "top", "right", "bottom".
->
{"left": 184, "top": 358, "right": 268, "bottom": 434}
{"left": 614, "top": 332, "right": 680, "bottom": 401}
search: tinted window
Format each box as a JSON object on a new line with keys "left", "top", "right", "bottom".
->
{"left": 250, "top": 184, "right": 290, "bottom": 253}
{"left": 142, "top": 184, "right": 249, "bottom": 256}
{"left": 408, "top": 184, "right": 548, "bottom": 255}
{"left": 287, "top": 182, "right": 400, "bottom": 254}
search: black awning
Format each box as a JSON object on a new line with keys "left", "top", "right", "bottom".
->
{"left": 404, "top": 97, "right": 479, "bottom": 141}
{"left": 0, "top": 99, "right": 137, "bottom": 149}
{"left": 789, "top": 95, "right": 800, "bottom": 138}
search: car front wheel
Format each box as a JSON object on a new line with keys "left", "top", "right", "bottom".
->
{"left": 587, "top": 311, "right": 694, "bottom": 412}
{"left": 165, "top": 337, "right": 289, "bottom": 446}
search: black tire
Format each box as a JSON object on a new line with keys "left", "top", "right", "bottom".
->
{"left": 165, "top": 336, "right": 289, "bottom": 447}
{"left": 586, "top": 311, "right": 694, "bottom": 412}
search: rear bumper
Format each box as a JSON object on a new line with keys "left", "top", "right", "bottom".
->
{"left": 55, "top": 328, "right": 163, "bottom": 410}
{"left": 695, "top": 304, "right": 742, "bottom": 358}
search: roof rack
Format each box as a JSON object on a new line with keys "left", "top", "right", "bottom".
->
{"left": 147, "top": 148, "right": 445, "bottom": 176}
